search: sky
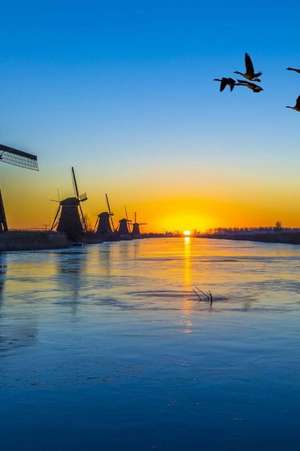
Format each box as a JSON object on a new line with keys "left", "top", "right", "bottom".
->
{"left": 1, "top": 0, "right": 300, "bottom": 232}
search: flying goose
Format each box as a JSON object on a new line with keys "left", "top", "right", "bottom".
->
{"left": 287, "top": 67, "right": 300, "bottom": 74}
{"left": 234, "top": 53, "right": 262, "bottom": 82}
{"left": 286, "top": 96, "right": 300, "bottom": 111}
{"left": 213, "top": 77, "right": 236, "bottom": 92}
{"left": 236, "top": 80, "right": 263, "bottom": 93}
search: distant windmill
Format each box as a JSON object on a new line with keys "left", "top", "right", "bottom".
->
{"left": 94, "top": 193, "right": 115, "bottom": 236}
{"left": 51, "top": 167, "right": 87, "bottom": 241}
{"left": 131, "top": 212, "right": 147, "bottom": 238}
{"left": 0, "top": 144, "right": 38, "bottom": 231}
{"left": 117, "top": 206, "right": 132, "bottom": 238}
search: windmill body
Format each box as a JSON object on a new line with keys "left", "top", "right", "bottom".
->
{"left": 56, "top": 197, "right": 84, "bottom": 242}
{"left": 116, "top": 206, "right": 133, "bottom": 239}
{"left": 131, "top": 212, "right": 146, "bottom": 238}
{"left": 95, "top": 194, "right": 116, "bottom": 239}
{"left": 131, "top": 222, "right": 141, "bottom": 237}
{"left": 51, "top": 168, "right": 87, "bottom": 242}
{"left": 96, "top": 212, "right": 114, "bottom": 235}
{"left": 117, "top": 218, "right": 132, "bottom": 239}
{"left": 118, "top": 218, "right": 130, "bottom": 234}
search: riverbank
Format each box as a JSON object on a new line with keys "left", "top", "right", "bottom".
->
{"left": 0, "top": 231, "right": 71, "bottom": 251}
{"left": 0, "top": 230, "right": 148, "bottom": 251}
{"left": 201, "top": 231, "right": 300, "bottom": 245}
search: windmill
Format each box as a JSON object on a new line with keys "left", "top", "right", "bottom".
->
{"left": 117, "top": 206, "right": 132, "bottom": 238}
{"left": 94, "top": 193, "right": 115, "bottom": 237}
{"left": 51, "top": 167, "right": 87, "bottom": 242}
{"left": 0, "top": 144, "right": 38, "bottom": 231}
{"left": 131, "top": 212, "right": 147, "bottom": 238}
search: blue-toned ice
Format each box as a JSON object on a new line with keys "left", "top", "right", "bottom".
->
{"left": 1, "top": 238, "right": 300, "bottom": 450}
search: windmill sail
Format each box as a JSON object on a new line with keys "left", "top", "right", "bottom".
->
{"left": 72, "top": 167, "right": 80, "bottom": 198}
{"left": 0, "top": 144, "right": 38, "bottom": 171}
{"left": 71, "top": 167, "right": 87, "bottom": 231}
{"left": 106, "top": 193, "right": 112, "bottom": 215}
{"left": 106, "top": 193, "right": 115, "bottom": 231}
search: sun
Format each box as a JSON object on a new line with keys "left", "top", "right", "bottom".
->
{"left": 183, "top": 230, "right": 191, "bottom": 237}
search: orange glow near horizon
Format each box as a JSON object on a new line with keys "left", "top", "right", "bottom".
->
{"left": 5, "top": 191, "right": 300, "bottom": 233}
{"left": 3, "top": 165, "right": 300, "bottom": 232}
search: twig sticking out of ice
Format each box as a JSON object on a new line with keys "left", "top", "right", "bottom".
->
{"left": 193, "top": 287, "right": 213, "bottom": 305}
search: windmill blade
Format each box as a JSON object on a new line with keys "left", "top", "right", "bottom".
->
{"left": 110, "top": 216, "right": 115, "bottom": 232}
{"left": 94, "top": 217, "right": 99, "bottom": 232}
{"left": 105, "top": 193, "right": 113, "bottom": 215}
{"left": 71, "top": 167, "right": 80, "bottom": 198}
{"left": 51, "top": 205, "right": 61, "bottom": 230}
{"left": 78, "top": 203, "right": 87, "bottom": 232}
{"left": 105, "top": 193, "right": 115, "bottom": 231}
{"left": 134, "top": 212, "right": 137, "bottom": 223}
{"left": 125, "top": 207, "right": 129, "bottom": 220}
{"left": 0, "top": 144, "right": 38, "bottom": 171}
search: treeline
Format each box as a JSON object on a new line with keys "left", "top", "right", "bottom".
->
{"left": 206, "top": 225, "right": 300, "bottom": 235}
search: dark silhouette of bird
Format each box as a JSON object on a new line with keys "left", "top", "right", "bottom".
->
{"left": 213, "top": 77, "right": 236, "bottom": 92}
{"left": 287, "top": 67, "right": 300, "bottom": 74}
{"left": 236, "top": 80, "right": 263, "bottom": 93}
{"left": 234, "top": 53, "right": 262, "bottom": 82}
{"left": 286, "top": 96, "right": 300, "bottom": 111}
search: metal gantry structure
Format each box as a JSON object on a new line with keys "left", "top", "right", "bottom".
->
{"left": 0, "top": 144, "right": 38, "bottom": 231}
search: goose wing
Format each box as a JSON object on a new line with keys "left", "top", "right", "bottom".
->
{"left": 295, "top": 96, "right": 300, "bottom": 109}
{"left": 247, "top": 81, "right": 263, "bottom": 91}
{"left": 228, "top": 78, "right": 236, "bottom": 91}
{"left": 220, "top": 78, "right": 228, "bottom": 92}
{"left": 287, "top": 67, "right": 300, "bottom": 73}
{"left": 245, "top": 53, "right": 254, "bottom": 76}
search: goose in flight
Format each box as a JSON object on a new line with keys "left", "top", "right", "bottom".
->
{"left": 234, "top": 53, "right": 262, "bottom": 82}
{"left": 287, "top": 67, "right": 300, "bottom": 74}
{"left": 286, "top": 96, "right": 300, "bottom": 111}
{"left": 236, "top": 80, "right": 263, "bottom": 93}
{"left": 213, "top": 77, "right": 236, "bottom": 92}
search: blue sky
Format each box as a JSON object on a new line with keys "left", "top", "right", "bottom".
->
{"left": 1, "top": 1, "right": 300, "bottom": 230}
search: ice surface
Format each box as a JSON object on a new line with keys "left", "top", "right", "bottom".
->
{"left": 1, "top": 238, "right": 300, "bottom": 450}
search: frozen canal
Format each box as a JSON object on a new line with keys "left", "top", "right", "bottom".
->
{"left": 1, "top": 237, "right": 300, "bottom": 450}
